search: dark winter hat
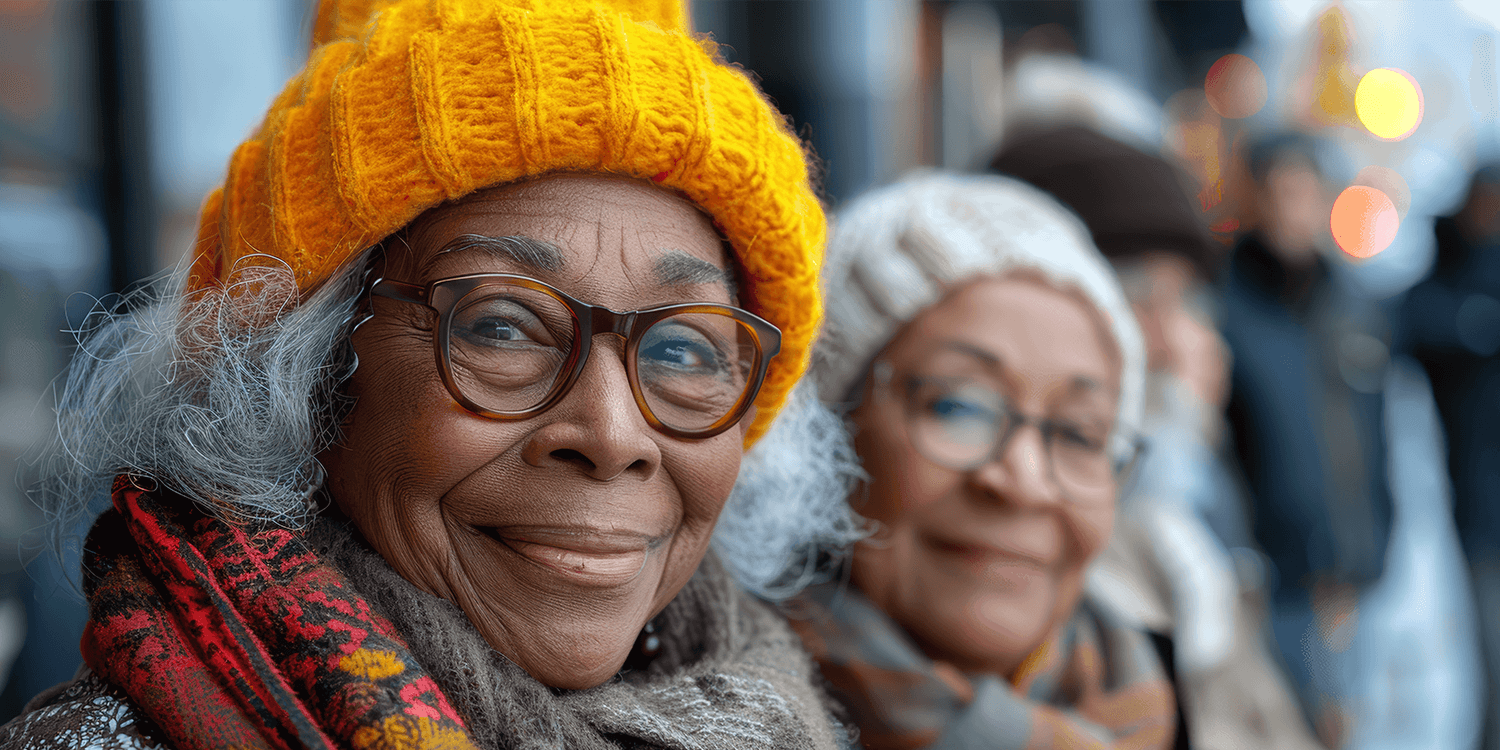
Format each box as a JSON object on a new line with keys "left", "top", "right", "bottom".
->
{"left": 991, "top": 126, "right": 1217, "bottom": 279}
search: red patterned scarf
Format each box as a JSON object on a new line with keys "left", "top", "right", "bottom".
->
{"left": 81, "top": 476, "right": 479, "bottom": 749}
{"left": 788, "top": 582, "right": 1177, "bottom": 750}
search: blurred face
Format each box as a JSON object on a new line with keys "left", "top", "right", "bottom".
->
{"left": 1130, "top": 254, "right": 1228, "bottom": 409}
{"left": 1260, "top": 160, "right": 1328, "bottom": 266}
{"left": 848, "top": 274, "right": 1121, "bottom": 677}
{"left": 320, "top": 174, "right": 746, "bottom": 690}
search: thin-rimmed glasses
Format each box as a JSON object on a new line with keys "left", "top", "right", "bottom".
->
{"left": 874, "top": 361, "right": 1143, "bottom": 501}
{"left": 370, "top": 273, "right": 781, "bottom": 439}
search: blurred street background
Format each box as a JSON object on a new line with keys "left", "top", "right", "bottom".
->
{"left": 3, "top": 2, "right": 1499, "bottom": 747}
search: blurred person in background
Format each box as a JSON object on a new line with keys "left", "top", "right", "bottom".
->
{"left": 1402, "top": 164, "right": 1500, "bottom": 750}
{"left": 1221, "top": 132, "right": 1404, "bottom": 748}
{"left": 792, "top": 172, "right": 1183, "bottom": 749}
{"left": 0, "top": 0, "right": 864, "bottom": 746}
{"left": 994, "top": 125, "right": 1324, "bottom": 750}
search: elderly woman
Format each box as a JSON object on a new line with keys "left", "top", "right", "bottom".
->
{"left": 791, "top": 172, "right": 1180, "bottom": 749}
{"left": 2, "top": 0, "right": 861, "bottom": 747}
{"left": 994, "top": 126, "right": 1325, "bottom": 750}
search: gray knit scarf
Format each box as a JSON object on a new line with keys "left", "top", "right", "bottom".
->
{"left": 307, "top": 518, "right": 850, "bottom": 750}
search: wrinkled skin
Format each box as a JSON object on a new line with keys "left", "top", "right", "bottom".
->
{"left": 321, "top": 174, "right": 745, "bottom": 690}
{"left": 848, "top": 274, "right": 1122, "bottom": 678}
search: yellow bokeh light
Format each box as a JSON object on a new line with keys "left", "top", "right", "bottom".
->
{"left": 1355, "top": 68, "right": 1423, "bottom": 140}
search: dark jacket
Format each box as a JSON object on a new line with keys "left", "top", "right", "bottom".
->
{"left": 1221, "top": 236, "right": 1393, "bottom": 591}
{"left": 1400, "top": 216, "right": 1500, "bottom": 556}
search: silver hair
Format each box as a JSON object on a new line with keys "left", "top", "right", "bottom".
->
{"left": 713, "top": 378, "right": 869, "bottom": 600}
{"left": 34, "top": 254, "right": 371, "bottom": 554}
{"left": 34, "top": 252, "right": 863, "bottom": 600}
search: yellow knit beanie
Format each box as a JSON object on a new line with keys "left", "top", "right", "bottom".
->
{"left": 188, "top": 0, "right": 824, "bottom": 446}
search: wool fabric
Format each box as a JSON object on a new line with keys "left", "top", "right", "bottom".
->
{"left": 188, "top": 0, "right": 825, "bottom": 446}
{"left": 1, "top": 478, "right": 849, "bottom": 749}
{"left": 814, "top": 171, "right": 1146, "bottom": 439}
{"left": 788, "top": 582, "right": 1177, "bottom": 750}
{"left": 316, "top": 519, "right": 848, "bottom": 750}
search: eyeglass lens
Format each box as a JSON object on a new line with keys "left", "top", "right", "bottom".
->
{"left": 447, "top": 285, "right": 758, "bottom": 433}
{"left": 902, "top": 375, "right": 1117, "bottom": 495}
{"left": 635, "top": 313, "right": 757, "bottom": 432}
{"left": 450, "top": 284, "right": 577, "bottom": 412}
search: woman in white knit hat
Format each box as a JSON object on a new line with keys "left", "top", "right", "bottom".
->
{"left": 790, "top": 171, "right": 1181, "bottom": 749}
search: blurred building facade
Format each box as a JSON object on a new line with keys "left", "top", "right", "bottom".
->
{"left": 0, "top": 0, "right": 306, "bottom": 719}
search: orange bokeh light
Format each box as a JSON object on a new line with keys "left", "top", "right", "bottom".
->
{"left": 1331, "top": 186, "right": 1399, "bottom": 259}
{"left": 1205, "top": 54, "right": 1268, "bottom": 119}
{"left": 1353, "top": 166, "right": 1411, "bottom": 220}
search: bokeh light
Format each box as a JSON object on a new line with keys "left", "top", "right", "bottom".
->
{"left": 1331, "top": 185, "right": 1400, "bottom": 259}
{"left": 1204, "top": 53, "right": 1268, "bottom": 119}
{"left": 1307, "top": 7, "right": 1360, "bottom": 128}
{"left": 1354, "top": 68, "right": 1423, "bottom": 140}
{"left": 1353, "top": 166, "right": 1411, "bottom": 220}
{"left": 1164, "top": 89, "right": 1225, "bottom": 211}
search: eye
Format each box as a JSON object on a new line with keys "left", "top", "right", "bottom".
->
{"left": 1050, "top": 421, "right": 1107, "bottom": 451}
{"left": 909, "top": 378, "right": 1003, "bottom": 424}
{"left": 640, "top": 321, "right": 723, "bottom": 372}
{"left": 468, "top": 317, "right": 532, "bottom": 343}
{"left": 452, "top": 295, "right": 561, "bottom": 349}
{"left": 928, "top": 395, "right": 993, "bottom": 421}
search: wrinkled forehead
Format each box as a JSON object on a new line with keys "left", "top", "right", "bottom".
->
{"left": 902, "top": 273, "right": 1122, "bottom": 404}
{"left": 388, "top": 175, "right": 734, "bottom": 290}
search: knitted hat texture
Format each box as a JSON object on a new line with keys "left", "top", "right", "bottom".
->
{"left": 814, "top": 171, "right": 1146, "bottom": 438}
{"left": 188, "top": 0, "right": 824, "bottom": 446}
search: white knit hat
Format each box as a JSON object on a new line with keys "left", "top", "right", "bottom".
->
{"left": 813, "top": 170, "right": 1146, "bottom": 441}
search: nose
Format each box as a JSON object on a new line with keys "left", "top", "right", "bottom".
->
{"left": 520, "top": 338, "right": 661, "bottom": 482}
{"left": 967, "top": 423, "right": 1064, "bottom": 509}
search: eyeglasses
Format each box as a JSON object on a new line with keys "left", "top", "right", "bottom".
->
{"left": 875, "top": 362, "right": 1142, "bottom": 500}
{"left": 370, "top": 273, "right": 781, "bottom": 439}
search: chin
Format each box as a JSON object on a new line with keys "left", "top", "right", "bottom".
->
{"left": 515, "top": 642, "right": 633, "bottom": 691}
{"left": 927, "top": 589, "right": 1056, "bottom": 672}
{"left": 460, "top": 552, "right": 683, "bottom": 690}
{"left": 482, "top": 607, "right": 646, "bottom": 690}
{"left": 433, "top": 517, "right": 689, "bottom": 689}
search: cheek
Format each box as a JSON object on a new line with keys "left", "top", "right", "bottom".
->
{"left": 668, "top": 436, "right": 743, "bottom": 528}
{"left": 338, "top": 328, "right": 466, "bottom": 490}
{"left": 327, "top": 325, "right": 524, "bottom": 569}
{"left": 1062, "top": 500, "right": 1115, "bottom": 575}
{"left": 634, "top": 433, "right": 743, "bottom": 614}
{"left": 852, "top": 414, "right": 956, "bottom": 525}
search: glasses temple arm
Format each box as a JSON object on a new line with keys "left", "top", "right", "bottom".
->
{"left": 370, "top": 278, "right": 428, "bottom": 305}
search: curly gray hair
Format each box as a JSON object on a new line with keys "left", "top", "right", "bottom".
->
{"left": 34, "top": 253, "right": 864, "bottom": 600}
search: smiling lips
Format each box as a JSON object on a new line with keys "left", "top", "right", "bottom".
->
{"left": 484, "top": 526, "right": 663, "bottom": 587}
{"left": 925, "top": 534, "right": 1050, "bottom": 579}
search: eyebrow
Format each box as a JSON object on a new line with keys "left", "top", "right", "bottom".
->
{"left": 940, "top": 341, "right": 1001, "bottom": 367}
{"left": 938, "top": 341, "right": 1105, "bottom": 394}
{"left": 429, "top": 234, "right": 565, "bottom": 273}
{"left": 426, "top": 235, "right": 734, "bottom": 296}
{"left": 653, "top": 249, "right": 736, "bottom": 295}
